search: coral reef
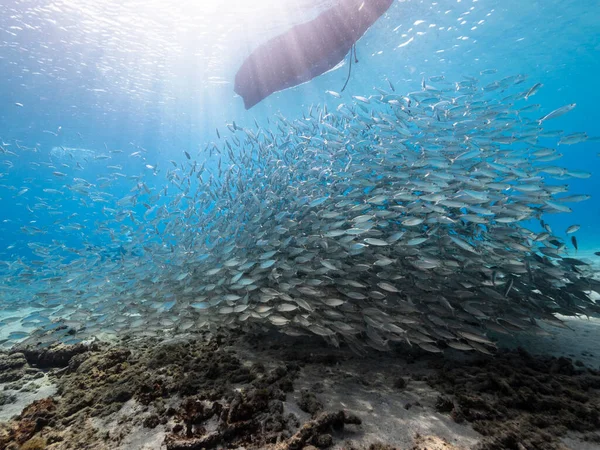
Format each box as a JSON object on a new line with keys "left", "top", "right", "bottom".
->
{"left": 2, "top": 334, "right": 600, "bottom": 449}
{"left": 428, "top": 348, "right": 600, "bottom": 450}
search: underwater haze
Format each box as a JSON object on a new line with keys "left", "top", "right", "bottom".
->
{"left": 0, "top": 0, "right": 600, "bottom": 352}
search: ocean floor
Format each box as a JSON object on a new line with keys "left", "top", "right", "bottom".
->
{"left": 1, "top": 252, "right": 599, "bottom": 449}
{"left": 1, "top": 322, "right": 600, "bottom": 450}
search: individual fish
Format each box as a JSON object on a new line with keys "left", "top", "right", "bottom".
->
{"left": 524, "top": 82, "right": 542, "bottom": 99}
{"left": 538, "top": 103, "right": 576, "bottom": 124}
{"left": 364, "top": 238, "right": 390, "bottom": 246}
{"left": 558, "top": 132, "right": 588, "bottom": 145}
{"left": 447, "top": 341, "right": 474, "bottom": 351}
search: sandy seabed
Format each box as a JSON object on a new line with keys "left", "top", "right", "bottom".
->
{"left": 1, "top": 315, "right": 600, "bottom": 450}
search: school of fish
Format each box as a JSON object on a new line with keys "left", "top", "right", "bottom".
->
{"left": 1, "top": 72, "right": 599, "bottom": 355}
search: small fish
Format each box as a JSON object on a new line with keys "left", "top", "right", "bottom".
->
{"left": 518, "top": 103, "right": 541, "bottom": 112}
{"left": 326, "top": 90, "right": 341, "bottom": 98}
{"left": 377, "top": 282, "right": 399, "bottom": 293}
{"left": 352, "top": 95, "right": 370, "bottom": 104}
{"left": 538, "top": 103, "right": 576, "bottom": 124}
{"left": 504, "top": 278, "right": 514, "bottom": 298}
{"left": 559, "top": 132, "right": 588, "bottom": 145}
{"left": 386, "top": 78, "right": 395, "bottom": 92}
{"left": 277, "top": 303, "right": 298, "bottom": 312}
{"left": 418, "top": 343, "right": 442, "bottom": 353}
{"left": 184, "top": 151, "right": 191, "bottom": 160}
{"left": 566, "top": 225, "right": 580, "bottom": 234}
{"left": 259, "top": 259, "right": 277, "bottom": 269}
{"left": 322, "top": 298, "right": 345, "bottom": 307}
{"left": 363, "top": 238, "right": 389, "bottom": 246}
{"left": 524, "top": 82, "right": 542, "bottom": 99}
{"left": 447, "top": 341, "right": 474, "bottom": 351}
{"left": 402, "top": 217, "right": 425, "bottom": 226}
{"left": 571, "top": 236, "right": 578, "bottom": 252}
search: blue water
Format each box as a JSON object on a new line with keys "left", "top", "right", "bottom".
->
{"left": 0, "top": 0, "right": 599, "bottom": 326}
